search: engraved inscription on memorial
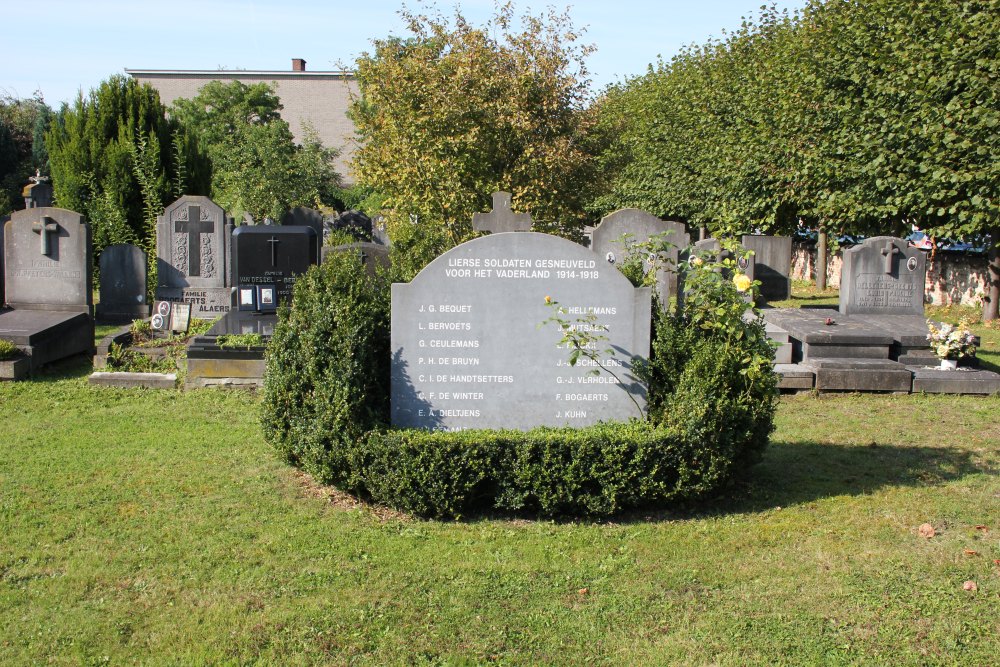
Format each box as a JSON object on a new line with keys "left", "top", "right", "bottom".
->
{"left": 392, "top": 233, "right": 651, "bottom": 431}
{"left": 854, "top": 274, "right": 917, "bottom": 309}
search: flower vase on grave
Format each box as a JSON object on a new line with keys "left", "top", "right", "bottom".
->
{"left": 940, "top": 358, "right": 958, "bottom": 370}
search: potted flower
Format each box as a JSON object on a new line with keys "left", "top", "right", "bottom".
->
{"left": 926, "top": 318, "right": 977, "bottom": 369}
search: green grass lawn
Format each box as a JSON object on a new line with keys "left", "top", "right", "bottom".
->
{"left": 1, "top": 353, "right": 998, "bottom": 665}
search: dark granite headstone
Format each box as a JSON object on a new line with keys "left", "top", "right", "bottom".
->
{"left": 1, "top": 207, "right": 94, "bottom": 371}
{"left": 329, "top": 210, "right": 374, "bottom": 242}
{"left": 741, "top": 235, "right": 792, "bottom": 301}
{"left": 156, "top": 196, "right": 234, "bottom": 316}
{"left": 282, "top": 207, "right": 325, "bottom": 259}
{"left": 840, "top": 236, "right": 925, "bottom": 316}
{"left": 96, "top": 243, "right": 149, "bottom": 322}
{"left": 321, "top": 242, "right": 390, "bottom": 276}
{"left": 391, "top": 232, "right": 651, "bottom": 431}
{"left": 232, "top": 225, "right": 317, "bottom": 311}
{"left": 591, "top": 208, "right": 689, "bottom": 308}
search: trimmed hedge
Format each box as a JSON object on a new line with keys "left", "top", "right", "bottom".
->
{"left": 261, "top": 246, "right": 778, "bottom": 519}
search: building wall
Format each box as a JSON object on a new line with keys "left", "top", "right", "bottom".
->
{"left": 791, "top": 243, "right": 989, "bottom": 307}
{"left": 128, "top": 70, "right": 359, "bottom": 185}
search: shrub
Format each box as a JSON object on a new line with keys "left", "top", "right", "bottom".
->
{"left": 0, "top": 338, "right": 20, "bottom": 360}
{"left": 260, "top": 251, "right": 390, "bottom": 486}
{"left": 261, "top": 237, "right": 778, "bottom": 519}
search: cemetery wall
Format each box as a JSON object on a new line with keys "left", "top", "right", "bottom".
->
{"left": 791, "top": 243, "right": 988, "bottom": 307}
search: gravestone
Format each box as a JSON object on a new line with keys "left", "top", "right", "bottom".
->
{"left": 840, "top": 236, "right": 925, "bottom": 316}
{"left": 156, "top": 196, "right": 234, "bottom": 317}
{"left": 96, "top": 243, "right": 149, "bottom": 322}
{"left": 391, "top": 232, "right": 652, "bottom": 431}
{"left": 329, "top": 209, "right": 374, "bottom": 242}
{"left": 741, "top": 235, "right": 792, "bottom": 301}
{"left": 22, "top": 171, "right": 54, "bottom": 209}
{"left": 321, "top": 241, "right": 390, "bottom": 277}
{"left": 281, "top": 207, "right": 325, "bottom": 259}
{"left": 590, "top": 208, "right": 689, "bottom": 308}
{"left": 0, "top": 207, "right": 93, "bottom": 371}
{"left": 232, "top": 225, "right": 318, "bottom": 311}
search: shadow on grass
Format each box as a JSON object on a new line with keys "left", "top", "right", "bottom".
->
{"left": 642, "top": 438, "right": 986, "bottom": 522}
{"left": 28, "top": 353, "right": 95, "bottom": 383}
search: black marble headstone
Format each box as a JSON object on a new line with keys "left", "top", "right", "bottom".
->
{"left": 232, "top": 225, "right": 317, "bottom": 311}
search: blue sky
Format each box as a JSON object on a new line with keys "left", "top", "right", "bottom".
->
{"left": 3, "top": 0, "right": 806, "bottom": 106}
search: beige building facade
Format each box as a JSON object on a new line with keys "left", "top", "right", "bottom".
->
{"left": 127, "top": 59, "right": 359, "bottom": 184}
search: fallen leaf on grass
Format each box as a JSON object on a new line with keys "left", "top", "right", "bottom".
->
{"left": 918, "top": 523, "right": 935, "bottom": 539}
{"left": 974, "top": 525, "right": 988, "bottom": 532}
{"left": 963, "top": 549, "right": 979, "bottom": 556}
{"left": 577, "top": 588, "right": 589, "bottom": 596}
{"left": 963, "top": 581, "right": 977, "bottom": 592}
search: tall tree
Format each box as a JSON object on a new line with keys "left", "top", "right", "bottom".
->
{"left": 46, "top": 75, "right": 202, "bottom": 265}
{"left": 350, "top": 2, "right": 597, "bottom": 271}
{"left": 171, "top": 80, "right": 339, "bottom": 222}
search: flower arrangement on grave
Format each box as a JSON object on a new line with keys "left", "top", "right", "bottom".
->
{"left": 926, "top": 318, "right": 977, "bottom": 361}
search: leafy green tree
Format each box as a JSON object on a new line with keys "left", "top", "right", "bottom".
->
{"left": 171, "top": 81, "right": 339, "bottom": 222}
{"left": 350, "top": 2, "right": 597, "bottom": 267}
{"left": 0, "top": 93, "right": 52, "bottom": 216}
{"left": 45, "top": 74, "right": 202, "bottom": 268}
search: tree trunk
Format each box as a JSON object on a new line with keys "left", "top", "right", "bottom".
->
{"left": 816, "top": 231, "right": 828, "bottom": 291}
{"left": 984, "top": 225, "right": 1000, "bottom": 321}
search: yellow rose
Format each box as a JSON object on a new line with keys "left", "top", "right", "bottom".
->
{"left": 544, "top": 295, "right": 552, "bottom": 304}
{"left": 733, "top": 273, "right": 752, "bottom": 293}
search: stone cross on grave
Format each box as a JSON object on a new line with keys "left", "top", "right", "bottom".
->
{"left": 267, "top": 236, "right": 280, "bottom": 267}
{"left": 471, "top": 191, "right": 532, "bottom": 234}
{"left": 32, "top": 217, "right": 59, "bottom": 255}
{"left": 175, "top": 204, "right": 214, "bottom": 277}
{"left": 881, "top": 240, "right": 901, "bottom": 275}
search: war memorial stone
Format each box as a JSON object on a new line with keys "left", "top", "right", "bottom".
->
{"left": 840, "top": 236, "right": 925, "bottom": 316}
{"left": 156, "top": 196, "right": 234, "bottom": 317}
{"left": 0, "top": 207, "right": 93, "bottom": 371}
{"left": 590, "top": 209, "right": 689, "bottom": 308}
{"left": 96, "top": 243, "right": 149, "bottom": 322}
{"left": 232, "top": 225, "right": 318, "bottom": 311}
{"left": 391, "top": 232, "right": 652, "bottom": 431}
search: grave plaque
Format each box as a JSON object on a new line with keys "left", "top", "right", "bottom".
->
{"left": 232, "top": 225, "right": 317, "bottom": 310}
{"left": 840, "top": 236, "right": 925, "bottom": 316}
{"left": 591, "top": 208, "right": 689, "bottom": 308}
{"left": 741, "top": 235, "right": 792, "bottom": 301}
{"left": 3, "top": 207, "right": 92, "bottom": 312}
{"left": 391, "top": 232, "right": 651, "bottom": 431}
{"left": 156, "top": 196, "right": 234, "bottom": 316}
{"left": 96, "top": 243, "right": 148, "bottom": 321}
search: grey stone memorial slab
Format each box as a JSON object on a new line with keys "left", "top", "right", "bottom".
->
{"left": 322, "top": 242, "right": 391, "bottom": 276}
{"left": 591, "top": 208, "right": 689, "bottom": 308}
{"left": 471, "top": 192, "right": 532, "bottom": 233}
{"left": 391, "top": 232, "right": 651, "bottom": 431}
{"left": 840, "top": 236, "right": 925, "bottom": 316}
{"left": 803, "top": 358, "right": 913, "bottom": 393}
{"left": 156, "top": 196, "right": 234, "bottom": 317}
{"left": 908, "top": 367, "right": 1000, "bottom": 395}
{"left": 3, "top": 207, "right": 92, "bottom": 312}
{"left": 775, "top": 363, "right": 814, "bottom": 390}
{"left": 741, "top": 235, "right": 792, "bottom": 301}
{"left": 96, "top": 243, "right": 149, "bottom": 322}
{"left": 1, "top": 207, "right": 94, "bottom": 371}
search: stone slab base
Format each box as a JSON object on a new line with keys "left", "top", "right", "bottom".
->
{"left": 908, "top": 367, "right": 1000, "bottom": 395}
{"left": 803, "top": 358, "right": 913, "bottom": 393}
{"left": 186, "top": 358, "right": 265, "bottom": 389}
{"left": 0, "top": 357, "right": 30, "bottom": 381}
{"left": 186, "top": 376, "right": 264, "bottom": 389}
{"left": 88, "top": 372, "right": 177, "bottom": 389}
{"left": 776, "top": 363, "right": 814, "bottom": 390}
